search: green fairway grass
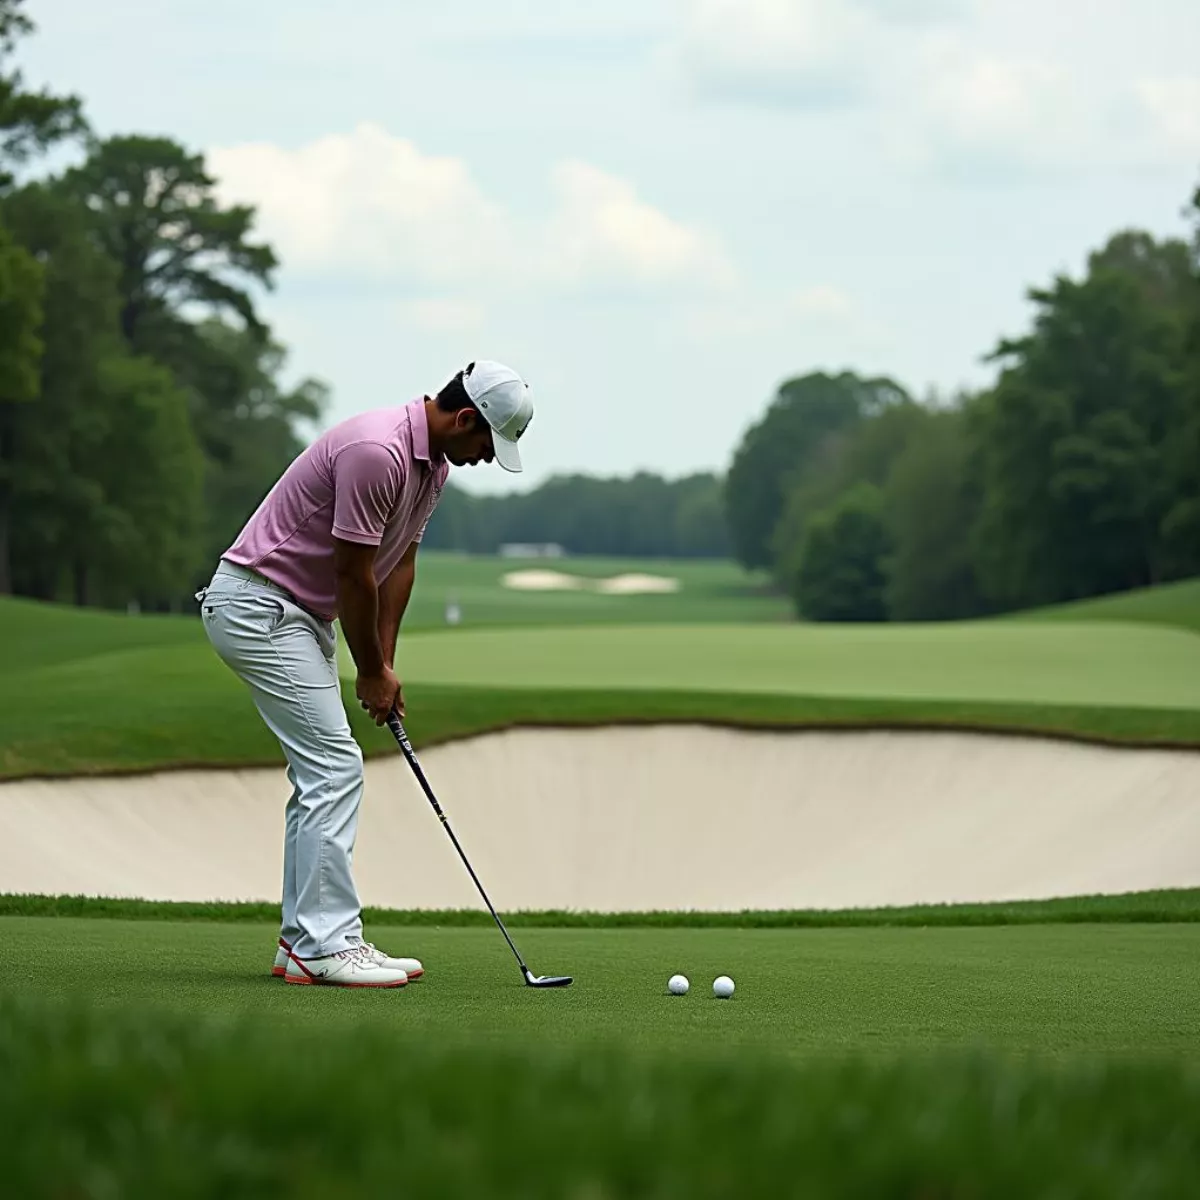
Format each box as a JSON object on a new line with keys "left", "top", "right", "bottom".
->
{"left": 3, "top": 916, "right": 1199, "bottom": 1057}
{"left": 0, "top": 593, "right": 201, "bottom": 673}
{"left": 4, "top": 992, "right": 1199, "bottom": 1200}
{"left": 370, "top": 621, "right": 1200, "bottom": 710}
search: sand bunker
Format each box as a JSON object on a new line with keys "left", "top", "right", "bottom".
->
{"left": 594, "top": 574, "right": 680, "bottom": 595}
{"left": 500, "top": 570, "right": 680, "bottom": 595}
{"left": 500, "top": 570, "right": 587, "bottom": 591}
{"left": 2, "top": 727, "right": 1198, "bottom": 911}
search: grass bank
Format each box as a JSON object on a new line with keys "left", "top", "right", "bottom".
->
{"left": 4, "top": 679, "right": 1200, "bottom": 781}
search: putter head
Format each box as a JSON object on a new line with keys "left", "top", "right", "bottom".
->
{"left": 524, "top": 970, "right": 573, "bottom": 988}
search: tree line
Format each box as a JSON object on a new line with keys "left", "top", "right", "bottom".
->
{"left": 724, "top": 221, "right": 1200, "bottom": 621}
{"left": 420, "top": 472, "right": 730, "bottom": 559}
{"left": 0, "top": 1, "right": 328, "bottom": 610}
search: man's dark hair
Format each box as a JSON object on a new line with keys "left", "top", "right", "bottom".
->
{"left": 435, "top": 362, "right": 483, "bottom": 422}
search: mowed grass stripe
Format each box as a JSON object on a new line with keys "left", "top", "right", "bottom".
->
{"left": 6, "top": 888, "right": 1200, "bottom": 927}
{"left": 4, "top": 991, "right": 1199, "bottom": 1200}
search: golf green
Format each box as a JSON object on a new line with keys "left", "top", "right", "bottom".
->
{"left": 6, "top": 917, "right": 1199, "bottom": 1058}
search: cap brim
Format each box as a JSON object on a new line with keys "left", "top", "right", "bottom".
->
{"left": 492, "top": 434, "right": 523, "bottom": 473}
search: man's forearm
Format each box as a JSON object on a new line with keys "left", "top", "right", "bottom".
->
{"left": 336, "top": 571, "right": 386, "bottom": 676}
{"left": 377, "top": 559, "right": 416, "bottom": 667}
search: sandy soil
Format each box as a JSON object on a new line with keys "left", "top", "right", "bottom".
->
{"left": 2, "top": 726, "right": 1198, "bottom": 910}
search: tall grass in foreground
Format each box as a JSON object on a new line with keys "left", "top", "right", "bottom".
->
{"left": 1, "top": 995, "right": 1197, "bottom": 1199}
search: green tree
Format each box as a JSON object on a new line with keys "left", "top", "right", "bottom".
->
{"left": 1158, "top": 183, "right": 1200, "bottom": 579}
{"left": 4, "top": 184, "right": 119, "bottom": 601}
{"left": 0, "top": 0, "right": 88, "bottom": 593}
{"left": 771, "top": 396, "right": 928, "bottom": 584}
{"left": 673, "top": 473, "right": 731, "bottom": 558}
{"left": 973, "top": 232, "right": 1191, "bottom": 608}
{"left": 884, "top": 403, "right": 988, "bottom": 621}
{"left": 724, "top": 371, "right": 908, "bottom": 571}
{"left": 789, "top": 482, "right": 891, "bottom": 621}
{"left": 421, "top": 471, "right": 735, "bottom": 559}
{"left": 0, "top": 216, "right": 42, "bottom": 593}
{"left": 57, "top": 135, "right": 276, "bottom": 363}
{"left": 0, "top": 1, "right": 86, "bottom": 190}
{"left": 88, "top": 355, "right": 205, "bottom": 607}
{"left": 4, "top": 185, "right": 206, "bottom": 606}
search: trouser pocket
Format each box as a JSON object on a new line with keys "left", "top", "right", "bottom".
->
{"left": 201, "top": 592, "right": 288, "bottom": 669}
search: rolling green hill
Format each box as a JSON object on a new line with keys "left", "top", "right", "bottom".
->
{"left": 1011, "top": 577, "right": 1200, "bottom": 635}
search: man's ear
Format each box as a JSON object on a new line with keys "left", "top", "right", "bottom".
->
{"left": 456, "top": 407, "right": 482, "bottom": 431}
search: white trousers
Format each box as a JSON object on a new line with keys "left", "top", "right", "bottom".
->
{"left": 198, "top": 560, "right": 364, "bottom": 958}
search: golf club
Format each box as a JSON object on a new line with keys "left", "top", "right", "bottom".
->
{"left": 385, "top": 710, "right": 572, "bottom": 989}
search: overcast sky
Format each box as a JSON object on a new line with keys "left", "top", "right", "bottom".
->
{"left": 23, "top": 0, "right": 1200, "bottom": 493}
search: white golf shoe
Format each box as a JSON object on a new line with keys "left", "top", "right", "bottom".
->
{"left": 273, "top": 936, "right": 424, "bottom": 981}
{"left": 283, "top": 944, "right": 408, "bottom": 988}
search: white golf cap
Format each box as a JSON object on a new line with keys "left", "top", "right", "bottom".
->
{"left": 462, "top": 360, "right": 533, "bottom": 473}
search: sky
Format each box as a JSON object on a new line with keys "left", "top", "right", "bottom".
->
{"left": 21, "top": 0, "right": 1200, "bottom": 494}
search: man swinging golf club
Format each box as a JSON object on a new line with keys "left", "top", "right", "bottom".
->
{"left": 197, "top": 361, "right": 533, "bottom": 988}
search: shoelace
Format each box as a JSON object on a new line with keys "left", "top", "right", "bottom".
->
{"left": 350, "top": 940, "right": 388, "bottom": 964}
{"left": 333, "top": 946, "right": 376, "bottom": 967}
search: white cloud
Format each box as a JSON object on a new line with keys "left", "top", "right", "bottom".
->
{"left": 894, "top": 46, "right": 1200, "bottom": 175}
{"left": 540, "top": 160, "right": 734, "bottom": 291}
{"left": 209, "top": 124, "right": 510, "bottom": 285}
{"left": 209, "top": 123, "right": 731, "bottom": 297}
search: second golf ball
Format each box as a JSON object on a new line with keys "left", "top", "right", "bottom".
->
{"left": 713, "top": 975, "right": 735, "bottom": 999}
{"left": 668, "top": 974, "right": 689, "bottom": 995}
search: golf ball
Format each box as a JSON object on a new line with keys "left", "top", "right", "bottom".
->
{"left": 668, "top": 974, "right": 689, "bottom": 995}
{"left": 713, "top": 975, "right": 735, "bottom": 999}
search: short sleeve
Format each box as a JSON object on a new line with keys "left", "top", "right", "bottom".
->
{"left": 331, "top": 442, "right": 404, "bottom": 546}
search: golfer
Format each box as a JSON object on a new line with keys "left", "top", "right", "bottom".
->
{"left": 196, "top": 361, "right": 534, "bottom": 988}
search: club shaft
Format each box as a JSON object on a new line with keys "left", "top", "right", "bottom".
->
{"left": 385, "top": 713, "right": 530, "bottom": 976}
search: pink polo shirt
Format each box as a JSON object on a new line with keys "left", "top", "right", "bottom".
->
{"left": 222, "top": 399, "right": 449, "bottom": 621}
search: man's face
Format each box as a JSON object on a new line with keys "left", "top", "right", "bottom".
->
{"left": 443, "top": 409, "right": 495, "bottom": 468}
